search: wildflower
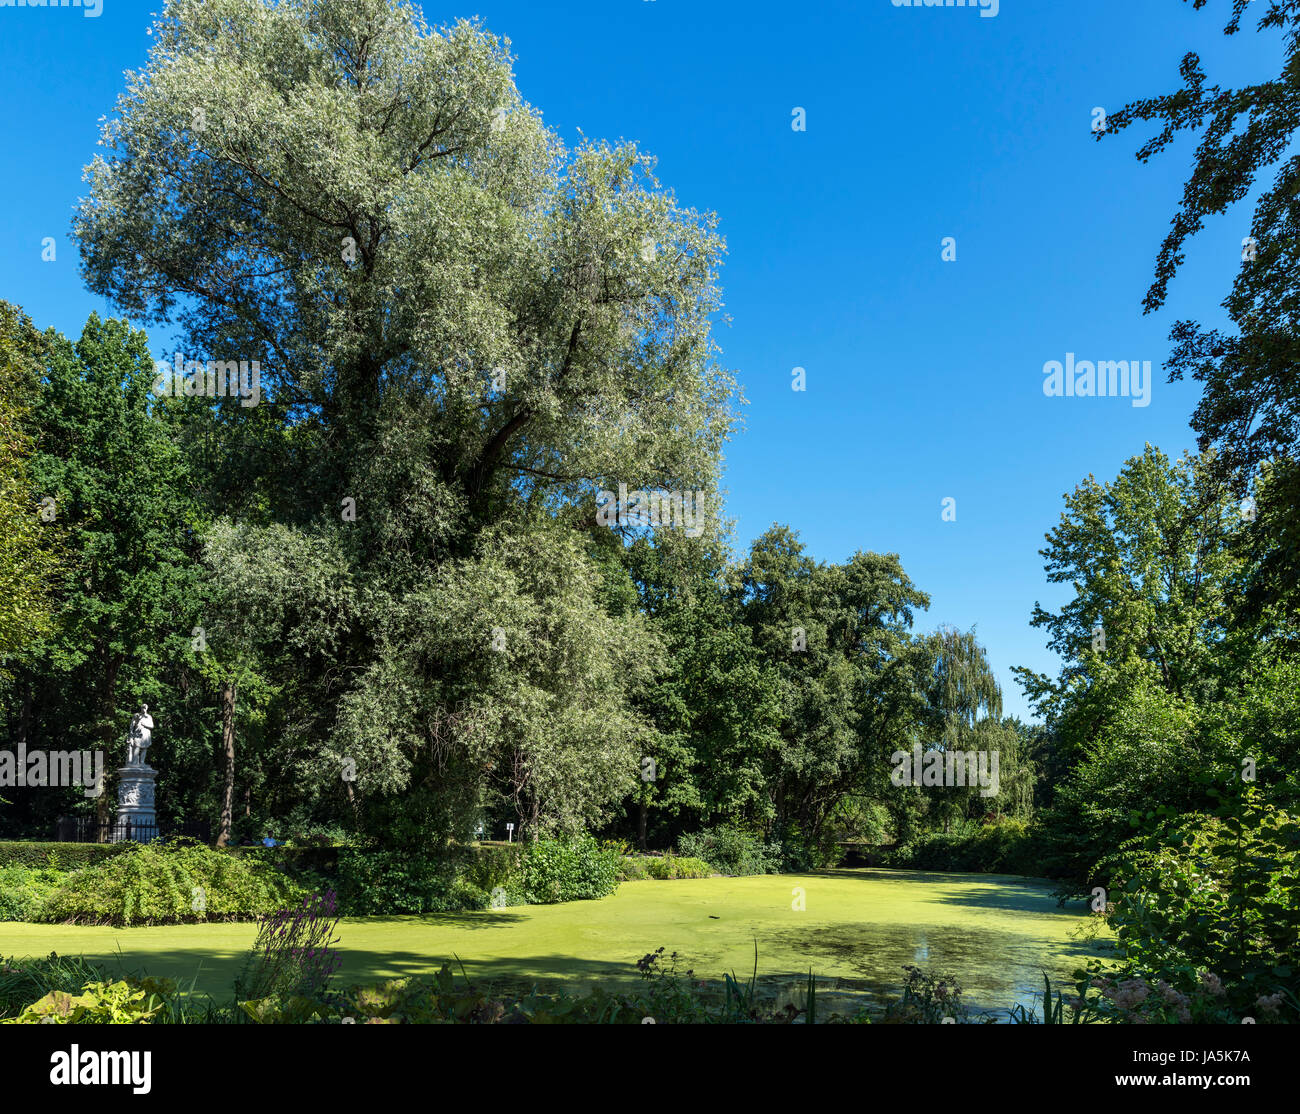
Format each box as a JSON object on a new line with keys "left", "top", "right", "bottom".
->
{"left": 1255, "top": 993, "right": 1284, "bottom": 1016}
{"left": 1113, "top": 979, "right": 1150, "bottom": 1010}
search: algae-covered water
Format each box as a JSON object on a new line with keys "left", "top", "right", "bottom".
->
{"left": 0, "top": 868, "right": 1111, "bottom": 1015}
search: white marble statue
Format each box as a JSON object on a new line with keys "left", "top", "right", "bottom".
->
{"left": 124, "top": 704, "right": 154, "bottom": 767}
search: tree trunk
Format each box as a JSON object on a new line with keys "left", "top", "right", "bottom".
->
{"left": 216, "top": 680, "right": 236, "bottom": 847}
{"left": 637, "top": 800, "right": 648, "bottom": 850}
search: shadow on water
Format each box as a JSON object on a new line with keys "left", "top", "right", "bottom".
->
{"left": 751, "top": 921, "right": 1107, "bottom": 1019}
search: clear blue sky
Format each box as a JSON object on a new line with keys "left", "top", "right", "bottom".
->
{"left": 0, "top": 0, "right": 1280, "bottom": 719}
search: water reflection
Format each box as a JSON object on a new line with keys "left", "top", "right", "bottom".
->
{"left": 755, "top": 919, "right": 1108, "bottom": 1020}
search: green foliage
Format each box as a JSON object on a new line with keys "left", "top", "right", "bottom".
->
{"left": 616, "top": 856, "right": 649, "bottom": 881}
{"left": 825, "top": 798, "right": 894, "bottom": 847}
{"left": 0, "top": 953, "right": 109, "bottom": 1019}
{"left": 458, "top": 843, "right": 523, "bottom": 898}
{"left": 677, "top": 826, "right": 779, "bottom": 876}
{"left": 881, "top": 966, "right": 974, "bottom": 1025}
{"left": 1096, "top": 788, "right": 1300, "bottom": 1018}
{"left": 886, "top": 817, "right": 1045, "bottom": 876}
{"left": 737, "top": 527, "right": 931, "bottom": 848}
{"left": 643, "top": 854, "right": 712, "bottom": 880}
{"left": 625, "top": 534, "right": 783, "bottom": 837}
{"left": 2, "top": 310, "right": 209, "bottom": 840}
{"left": 333, "top": 848, "right": 489, "bottom": 915}
{"left": 2, "top": 977, "right": 171, "bottom": 1024}
{"left": 770, "top": 820, "right": 841, "bottom": 873}
{"left": 0, "top": 864, "right": 66, "bottom": 921}
{"left": 0, "top": 841, "right": 129, "bottom": 870}
{"left": 521, "top": 834, "right": 618, "bottom": 904}
{"left": 0, "top": 301, "right": 60, "bottom": 670}
{"left": 35, "top": 839, "right": 309, "bottom": 926}
{"left": 1007, "top": 973, "right": 1102, "bottom": 1025}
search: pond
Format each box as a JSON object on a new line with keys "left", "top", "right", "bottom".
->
{"left": 0, "top": 868, "right": 1112, "bottom": 1017}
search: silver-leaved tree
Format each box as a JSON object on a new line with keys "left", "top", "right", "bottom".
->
{"left": 76, "top": 0, "right": 736, "bottom": 842}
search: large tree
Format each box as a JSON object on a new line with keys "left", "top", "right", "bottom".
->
{"left": 736, "top": 526, "right": 929, "bottom": 854}
{"left": 1014, "top": 447, "right": 1251, "bottom": 878}
{"left": 0, "top": 304, "right": 60, "bottom": 674}
{"left": 73, "top": 0, "right": 740, "bottom": 844}
{"left": 4, "top": 314, "right": 207, "bottom": 838}
{"left": 1105, "top": 0, "right": 1300, "bottom": 621}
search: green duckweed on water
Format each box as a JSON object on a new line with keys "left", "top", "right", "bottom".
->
{"left": 0, "top": 868, "right": 1112, "bottom": 1015}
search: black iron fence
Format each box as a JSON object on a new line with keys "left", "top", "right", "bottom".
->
{"left": 54, "top": 816, "right": 211, "bottom": 844}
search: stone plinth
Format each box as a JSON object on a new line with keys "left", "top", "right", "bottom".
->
{"left": 112, "top": 765, "right": 158, "bottom": 843}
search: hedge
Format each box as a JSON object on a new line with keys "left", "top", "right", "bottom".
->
{"left": 0, "top": 843, "right": 132, "bottom": 870}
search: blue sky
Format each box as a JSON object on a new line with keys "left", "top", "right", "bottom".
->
{"left": 0, "top": 0, "right": 1280, "bottom": 718}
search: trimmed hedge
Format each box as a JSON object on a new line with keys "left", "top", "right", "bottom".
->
{"left": 0, "top": 843, "right": 131, "bottom": 870}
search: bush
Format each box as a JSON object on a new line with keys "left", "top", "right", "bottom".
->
{"left": 644, "top": 854, "right": 713, "bottom": 880}
{"left": 677, "top": 826, "right": 780, "bottom": 876}
{"left": 35, "top": 838, "right": 310, "bottom": 926}
{"left": 231, "top": 844, "right": 342, "bottom": 876}
{"left": 333, "top": 848, "right": 489, "bottom": 914}
{"left": 0, "top": 953, "right": 110, "bottom": 1020}
{"left": 771, "top": 822, "right": 842, "bottom": 872}
{"left": 1094, "top": 789, "right": 1300, "bottom": 1019}
{"left": 2, "top": 978, "right": 172, "bottom": 1025}
{"left": 459, "top": 843, "right": 524, "bottom": 899}
{"left": 617, "top": 856, "right": 650, "bottom": 881}
{"left": 521, "top": 834, "right": 618, "bottom": 904}
{"left": 0, "top": 842, "right": 130, "bottom": 870}
{"left": 884, "top": 817, "right": 1044, "bottom": 876}
{"left": 0, "top": 864, "right": 68, "bottom": 921}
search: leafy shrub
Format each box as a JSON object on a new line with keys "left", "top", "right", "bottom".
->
{"left": 233, "top": 844, "right": 341, "bottom": 876}
{"left": 884, "top": 817, "right": 1044, "bottom": 876}
{"left": 678, "top": 826, "right": 779, "bottom": 876}
{"left": 771, "top": 821, "right": 842, "bottom": 872}
{"left": 2, "top": 978, "right": 172, "bottom": 1024}
{"left": 333, "top": 848, "right": 488, "bottom": 914}
{"left": 459, "top": 843, "right": 524, "bottom": 900}
{"left": 617, "top": 856, "right": 650, "bottom": 881}
{"left": 521, "top": 834, "right": 618, "bottom": 904}
{"left": 0, "top": 842, "right": 129, "bottom": 870}
{"left": 1094, "top": 789, "right": 1300, "bottom": 1019}
{"left": 0, "top": 864, "right": 66, "bottom": 921}
{"left": 0, "top": 953, "right": 109, "bottom": 1019}
{"left": 644, "top": 855, "right": 713, "bottom": 880}
{"left": 35, "top": 838, "right": 309, "bottom": 925}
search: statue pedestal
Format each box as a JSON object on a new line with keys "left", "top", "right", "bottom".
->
{"left": 112, "top": 765, "right": 158, "bottom": 843}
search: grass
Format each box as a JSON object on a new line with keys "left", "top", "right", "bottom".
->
{"left": 0, "top": 867, "right": 1110, "bottom": 1013}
